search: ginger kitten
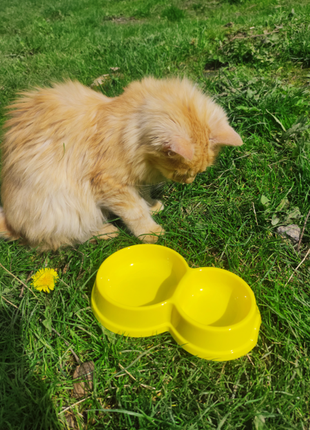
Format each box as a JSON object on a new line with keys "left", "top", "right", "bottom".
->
{"left": 0, "top": 77, "right": 243, "bottom": 250}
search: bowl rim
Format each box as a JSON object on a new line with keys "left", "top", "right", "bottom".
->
{"left": 174, "top": 266, "right": 257, "bottom": 331}
{"left": 95, "top": 244, "right": 188, "bottom": 310}
{"left": 173, "top": 269, "right": 258, "bottom": 332}
{"left": 93, "top": 245, "right": 258, "bottom": 331}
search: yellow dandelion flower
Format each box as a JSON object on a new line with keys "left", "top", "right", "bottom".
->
{"left": 31, "top": 268, "right": 59, "bottom": 293}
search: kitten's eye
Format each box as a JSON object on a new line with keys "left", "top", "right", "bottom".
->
{"left": 167, "top": 151, "right": 172, "bottom": 157}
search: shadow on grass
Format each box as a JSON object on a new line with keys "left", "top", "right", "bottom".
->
{"left": 0, "top": 307, "right": 61, "bottom": 430}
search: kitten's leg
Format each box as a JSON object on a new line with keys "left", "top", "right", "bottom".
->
{"left": 140, "top": 188, "right": 164, "bottom": 215}
{"left": 150, "top": 200, "right": 164, "bottom": 215}
{"left": 91, "top": 223, "right": 119, "bottom": 242}
{"left": 90, "top": 209, "right": 119, "bottom": 242}
{"left": 102, "top": 186, "right": 164, "bottom": 243}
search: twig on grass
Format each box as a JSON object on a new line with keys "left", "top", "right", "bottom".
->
{"left": 285, "top": 248, "right": 310, "bottom": 287}
{"left": 247, "top": 354, "right": 254, "bottom": 366}
{"left": 266, "top": 109, "right": 286, "bottom": 132}
{"left": 59, "top": 278, "right": 71, "bottom": 289}
{"left": 2, "top": 296, "right": 18, "bottom": 308}
{"left": 252, "top": 202, "right": 258, "bottom": 226}
{"left": 231, "top": 377, "right": 241, "bottom": 399}
{"left": 297, "top": 208, "right": 310, "bottom": 252}
{"left": 74, "top": 248, "right": 86, "bottom": 280}
{"left": 118, "top": 364, "right": 156, "bottom": 391}
{"left": 140, "top": 383, "right": 157, "bottom": 390}
{"left": 0, "top": 262, "right": 38, "bottom": 298}
{"left": 58, "top": 396, "right": 91, "bottom": 415}
{"left": 20, "top": 271, "right": 34, "bottom": 298}
{"left": 109, "top": 345, "right": 158, "bottom": 383}
{"left": 119, "top": 363, "right": 136, "bottom": 381}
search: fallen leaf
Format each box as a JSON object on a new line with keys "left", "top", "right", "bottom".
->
{"left": 277, "top": 224, "right": 300, "bottom": 242}
{"left": 64, "top": 412, "right": 78, "bottom": 429}
{"left": 285, "top": 206, "right": 301, "bottom": 222}
{"left": 254, "top": 414, "right": 266, "bottom": 430}
{"left": 91, "top": 75, "right": 110, "bottom": 88}
{"left": 261, "top": 195, "right": 270, "bottom": 207}
{"left": 275, "top": 198, "right": 289, "bottom": 212}
{"left": 42, "top": 318, "right": 52, "bottom": 332}
{"left": 72, "top": 361, "right": 95, "bottom": 398}
{"left": 271, "top": 214, "right": 280, "bottom": 226}
{"left": 62, "top": 262, "right": 70, "bottom": 274}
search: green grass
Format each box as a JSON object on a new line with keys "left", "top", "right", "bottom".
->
{"left": 1, "top": 0, "right": 310, "bottom": 428}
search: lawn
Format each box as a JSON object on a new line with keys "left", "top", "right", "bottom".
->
{"left": 1, "top": 0, "right": 310, "bottom": 429}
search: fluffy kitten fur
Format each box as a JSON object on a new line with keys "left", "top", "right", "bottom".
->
{"left": 0, "top": 77, "right": 243, "bottom": 250}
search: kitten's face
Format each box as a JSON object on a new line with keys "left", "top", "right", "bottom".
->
{"left": 139, "top": 77, "right": 243, "bottom": 184}
{"left": 153, "top": 141, "right": 213, "bottom": 184}
{"left": 145, "top": 112, "right": 230, "bottom": 185}
{"left": 162, "top": 162, "right": 208, "bottom": 184}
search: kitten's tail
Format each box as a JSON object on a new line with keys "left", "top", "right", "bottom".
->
{"left": 0, "top": 207, "right": 19, "bottom": 241}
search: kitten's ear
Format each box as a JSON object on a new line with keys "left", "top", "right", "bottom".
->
{"left": 209, "top": 125, "right": 243, "bottom": 147}
{"left": 165, "top": 137, "right": 194, "bottom": 161}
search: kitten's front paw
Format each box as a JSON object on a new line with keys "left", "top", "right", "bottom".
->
{"left": 140, "top": 225, "right": 165, "bottom": 243}
{"left": 150, "top": 200, "right": 164, "bottom": 215}
{"left": 90, "top": 223, "right": 119, "bottom": 243}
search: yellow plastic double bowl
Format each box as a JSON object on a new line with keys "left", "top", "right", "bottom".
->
{"left": 91, "top": 245, "right": 261, "bottom": 361}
